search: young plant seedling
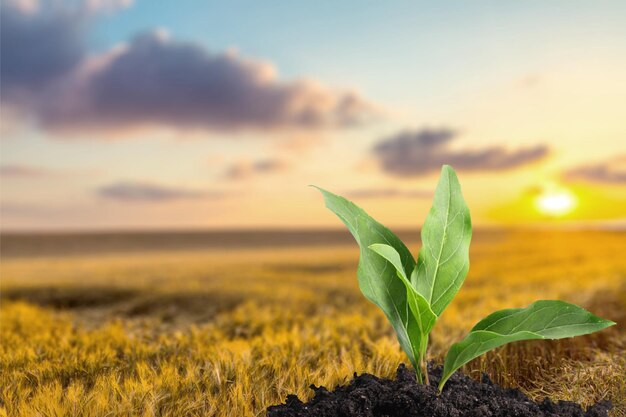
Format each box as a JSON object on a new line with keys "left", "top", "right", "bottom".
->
{"left": 314, "top": 165, "right": 615, "bottom": 390}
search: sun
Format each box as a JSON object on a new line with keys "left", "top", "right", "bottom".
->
{"left": 535, "top": 186, "right": 577, "bottom": 217}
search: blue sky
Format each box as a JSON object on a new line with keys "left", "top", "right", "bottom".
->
{"left": 1, "top": 0, "right": 625, "bottom": 230}
{"left": 89, "top": 1, "right": 625, "bottom": 103}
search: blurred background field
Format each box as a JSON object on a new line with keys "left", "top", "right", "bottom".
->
{"left": 1, "top": 229, "right": 625, "bottom": 417}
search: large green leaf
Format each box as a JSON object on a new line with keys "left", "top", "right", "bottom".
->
{"left": 439, "top": 300, "right": 616, "bottom": 389}
{"left": 414, "top": 165, "right": 471, "bottom": 317}
{"left": 369, "top": 243, "right": 437, "bottom": 339}
{"left": 313, "top": 187, "right": 422, "bottom": 371}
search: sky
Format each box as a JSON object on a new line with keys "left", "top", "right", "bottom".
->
{"left": 1, "top": 0, "right": 625, "bottom": 231}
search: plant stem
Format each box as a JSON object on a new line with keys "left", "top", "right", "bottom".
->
{"left": 420, "top": 336, "right": 430, "bottom": 385}
{"left": 421, "top": 357, "right": 429, "bottom": 386}
{"left": 414, "top": 360, "right": 423, "bottom": 384}
{"left": 412, "top": 344, "right": 424, "bottom": 383}
{"left": 415, "top": 368, "right": 423, "bottom": 384}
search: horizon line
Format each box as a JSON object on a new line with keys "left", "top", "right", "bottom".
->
{"left": 2, "top": 221, "right": 626, "bottom": 236}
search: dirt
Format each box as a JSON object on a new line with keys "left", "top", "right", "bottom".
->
{"left": 267, "top": 364, "right": 611, "bottom": 417}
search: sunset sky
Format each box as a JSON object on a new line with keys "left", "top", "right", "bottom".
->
{"left": 1, "top": 0, "right": 625, "bottom": 231}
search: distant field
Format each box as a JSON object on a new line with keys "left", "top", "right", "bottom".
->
{"left": 0, "top": 229, "right": 370, "bottom": 258}
{"left": 1, "top": 230, "right": 625, "bottom": 416}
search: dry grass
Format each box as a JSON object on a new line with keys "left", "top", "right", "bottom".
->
{"left": 1, "top": 230, "right": 625, "bottom": 416}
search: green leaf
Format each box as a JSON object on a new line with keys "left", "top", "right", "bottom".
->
{"left": 439, "top": 300, "right": 616, "bottom": 390}
{"left": 414, "top": 165, "right": 471, "bottom": 317}
{"left": 369, "top": 243, "right": 437, "bottom": 338}
{"left": 313, "top": 187, "right": 423, "bottom": 372}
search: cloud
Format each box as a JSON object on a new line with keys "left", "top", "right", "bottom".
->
{"left": 0, "top": 202, "right": 67, "bottom": 217}
{"left": 97, "top": 182, "right": 223, "bottom": 202}
{"left": 223, "top": 158, "right": 289, "bottom": 180}
{"left": 344, "top": 188, "right": 432, "bottom": 199}
{"left": 4, "top": 0, "right": 38, "bottom": 14}
{"left": 0, "top": 1, "right": 85, "bottom": 99}
{"left": 563, "top": 157, "right": 626, "bottom": 185}
{"left": 1, "top": 2, "right": 377, "bottom": 135}
{"left": 372, "top": 128, "right": 549, "bottom": 177}
{"left": 84, "top": 0, "right": 134, "bottom": 13}
{"left": 44, "top": 31, "right": 375, "bottom": 133}
{"left": 0, "top": 164, "right": 50, "bottom": 177}
{"left": 3, "top": 0, "right": 133, "bottom": 14}
{"left": 0, "top": 163, "right": 100, "bottom": 178}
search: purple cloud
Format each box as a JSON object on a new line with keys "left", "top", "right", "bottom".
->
{"left": 372, "top": 128, "right": 549, "bottom": 177}
{"left": 97, "top": 182, "right": 223, "bottom": 202}
{"left": 0, "top": 1, "right": 85, "bottom": 99}
{"left": 0, "top": 164, "right": 50, "bottom": 177}
{"left": 223, "top": 158, "right": 289, "bottom": 180}
{"left": 1, "top": 2, "right": 377, "bottom": 135}
{"left": 563, "top": 157, "right": 626, "bottom": 185}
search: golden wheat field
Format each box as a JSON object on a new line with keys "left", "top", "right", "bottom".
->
{"left": 1, "top": 230, "right": 625, "bottom": 417}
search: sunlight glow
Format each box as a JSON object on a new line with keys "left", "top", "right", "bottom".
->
{"left": 535, "top": 187, "right": 577, "bottom": 217}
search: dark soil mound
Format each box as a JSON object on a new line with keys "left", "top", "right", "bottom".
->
{"left": 267, "top": 364, "right": 611, "bottom": 417}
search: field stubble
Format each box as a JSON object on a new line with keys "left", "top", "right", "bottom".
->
{"left": 1, "top": 230, "right": 625, "bottom": 416}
